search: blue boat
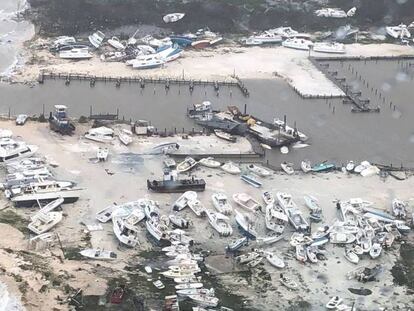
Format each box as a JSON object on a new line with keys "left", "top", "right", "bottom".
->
{"left": 170, "top": 35, "right": 193, "bottom": 47}
{"left": 311, "top": 161, "right": 335, "bottom": 172}
{"left": 49, "top": 105, "right": 76, "bottom": 135}
{"left": 240, "top": 174, "right": 262, "bottom": 188}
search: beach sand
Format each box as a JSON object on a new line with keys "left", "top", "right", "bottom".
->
{"left": 0, "top": 120, "right": 412, "bottom": 310}
{"left": 13, "top": 41, "right": 414, "bottom": 97}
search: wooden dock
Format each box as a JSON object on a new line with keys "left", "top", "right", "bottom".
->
{"left": 37, "top": 71, "right": 250, "bottom": 97}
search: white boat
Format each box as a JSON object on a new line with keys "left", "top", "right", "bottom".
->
{"left": 295, "top": 245, "right": 307, "bottom": 262}
{"left": 146, "top": 218, "right": 170, "bottom": 243}
{"left": 124, "top": 208, "right": 146, "bottom": 227}
{"left": 174, "top": 277, "right": 201, "bottom": 284}
{"left": 28, "top": 212, "right": 62, "bottom": 235}
{"left": 53, "top": 36, "right": 76, "bottom": 46}
{"left": 214, "top": 129, "right": 233, "bottom": 142}
{"left": 344, "top": 248, "right": 359, "bottom": 264}
{"left": 245, "top": 37, "right": 264, "bottom": 45}
{"left": 358, "top": 236, "right": 372, "bottom": 253}
{"left": 113, "top": 216, "right": 140, "bottom": 247}
{"left": 107, "top": 37, "right": 125, "bottom": 50}
{"left": 232, "top": 193, "right": 260, "bottom": 212}
{"left": 315, "top": 8, "right": 347, "bottom": 18}
{"left": 144, "top": 266, "right": 153, "bottom": 274}
{"left": 303, "top": 195, "right": 321, "bottom": 214}
{"left": 188, "top": 295, "right": 219, "bottom": 308}
{"left": 347, "top": 7, "right": 357, "bottom": 17}
{"left": 226, "top": 236, "right": 248, "bottom": 251}
{"left": 221, "top": 162, "right": 241, "bottom": 174}
{"left": 234, "top": 209, "right": 258, "bottom": 240}
{"left": 187, "top": 199, "right": 206, "bottom": 217}
{"left": 392, "top": 199, "right": 407, "bottom": 218}
{"left": 256, "top": 234, "right": 284, "bottom": 245}
{"left": 96, "top": 204, "right": 117, "bottom": 223}
{"left": 169, "top": 214, "right": 189, "bottom": 228}
{"left": 117, "top": 130, "right": 132, "bottom": 146}
{"left": 176, "top": 288, "right": 214, "bottom": 297}
{"left": 326, "top": 296, "right": 343, "bottom": 309}
{"left": 386, "top": 24, "right": 411, "bottom": 39}
{"left": 281, "top": 162, "right": 294, "bottom": 175}
{"left": 236, "top": 252, "right": 260, "bottom": 264}
{"left": 59, "top": 48, "right": 93, "bottom": 59}
{"left": 346, "top": 161, "right": 355, "bottom": 172}
{"left": 240, "top": 174, "right": 262, "bottom": 188}
{"left": 96, "top": 147, "right": 109, "bottom": 162}
{"left": 276, "top": 192, "right": 309, "bottom": 232}
{"left": 247, "top": 164, "right": 271, "bottom": 177}
{"left": 354, "top": 161, "right": 371, "bottom": 173}
{"left": 211, "top": 193, "right": 232, "bottom": 215}
{"left": 129, "top": 55, "right": 165, "bottom": 69}
{"left": 155, "top": 45, "right": 183, "bottom": 62}
{"left": 306, "top": 247, "right": 318, "bottom": 263}
{"left": 268, "top": 27, "right": 300, "bottom": 38}
{"left": 163, "top": 13, "right": 185, "bottom": 23}
{"left": 330, "top": 232, "right": 356, "bottom": 244}
{"left": 265, "top": 204, "right": 288, "bottom": 234}
{"left": 153, "top": 280, "right": 165, "bottom": 289}
{"left": 141, "top": 199, "right": 160, "bottom": 220}
{"left": 282, "top": 38, "right": 313, "bottom": 51}
{"left": 246, "top": 32, "right": 282, "bottom": 45}
{"left": 173, "top": 191, "right": 197, "bottom": 211}
{"left": 35, "top": 197, "right": 64, "bottom": 216}
{"left": 80, "top": 248, "right": 117, "bottom": 260}
{"left": 89, "top": 31, "right": 105, "bottom": 48}
{"left": 206, "top": 210, "right": 233, "bottom": 236}
{"left": 199, "top": 157, "right": 221, "bottom": 168}
{"left": 0, "top": 140, "right": 38, "bottom": 164}
{"left": 85, "top": 127, "right": 114, "bottom": 143}
{"left": 280, "top": 275, "right": 298, "bottom": 290}
{"left": 262, "top": 191, "right": 275, "bottom": 205}
{"left": 177, "top": 157, "right": 198, "bottom": 173}
{"left": 395, "top": 221, "right": 410, "bottom": 234}
{"left": 266, "top": 252, "right": 285, "bottom": 268}
{"left": 313, "top": 42, "right": 346, "bottom": 54}
{"left": 301, "top": 160, "right": 312, "bottom": 173}
{"left": 175, "top": 283, "right": 204, "bottom": 290}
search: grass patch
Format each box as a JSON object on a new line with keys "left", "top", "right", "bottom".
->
{"left": 0, "top": 209, "right": 29, "bottom": 235}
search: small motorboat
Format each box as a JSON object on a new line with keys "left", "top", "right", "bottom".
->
{"left": 301, "top": 160, "right": 312, "bottom": 173}
{"left": 107, "top": 37, "right": 125, "bottom": 50}
{"left": 312, "top": 161, "right": 335, "bottom": 172}
{"left": 395, "top": 221, "right": 410, "bottom": 234}
{"left": 262, "top": 191, "right": 275, "bottom": 205}
{"left": 326, "top": 296, "right": 343, "bottom": 310}
{"left": 145, "top": 266, "right": 153, "bottom": 274}
{"left": 370, "top": 243, "right": 382, "bottom": 259}
{"left": 233, "top": 193, "right": 260, "bottom": 212}
{"left": 163, "top": 158, "right": 176, "bottom": 169}
{"left": 89, "top": 31, "right": 105, "bottom": 48}
{"left": 392, "top": 199, "right": 407, "bottom": 219}
{"left": 177, "top": 157, "right": 198, "bottom": 173}
{"left": 86, "top": 127, "right": 114, "bottom": 143}
{"left": 175, "top": 282, "right": 203, "bottom": 290}
{"left": 344, "top": 248, "right": 359, "bottom": 264}
{"left": 169, "top": 214, "right": 189, "bottom": 229}
{"left": 153, "top": 280, "right": 165, "bottom": 289}
{"left": 117, "top": 130, "right": 132, "bottom": 146}
{"left": 173, "top": 191, "right": 197, "bottom": 211}
{"left": 313, "top": 42, "right": 346, "bottom": 54}
{"left": 176, "top": 288, "right": 214, "bottom": 297}
{"left": 282, "top": 38, "right": 313, "bottom": 51}
{"left": 221, "top": 162, "right": 241, "bottom": 174}
{"left": 163, "top": 13, "right": 185, "bottom": 23}
{"left": 266, "top": 252, "right": 285, "bottom": 268}
{"left": 306, "top": 247, "right": 318, "bottom": 263}
{"left": 96, "top": 204, "right": 117, "bottom": 223}
{"left": 191, "top": 40, "right": 211, "bottom": 49}
{"left": 187, "top": 199, "right": 206, "bottom": 217}
{"left": 330, "top": 232, "right": 356, "bottom": 244}
{"left": 303, "top": 195, "right": 321, "bottom": 214}
{"left": 206, "top": 210, "right": 233, "bottom": 236}
{"left": 247, "top": 164, "right": 271, "bottom": 177}
{"left": 59, "top": 48, "right": 93, "bottom": 59}
{"left": 280, "top": 275, "right": 298, "bottom": 290}
{"left": 281, "top": 162, "right": 294, "bottom": 175}
{"left": 214, "top": 129, "right": 236, "bottom": 142}
{"left": 211, "top": 193, "right": 233, "bottom": 215}
{"left": 97, "top": 147, "right": 109, "bottom": 162}
{"left": 188, "top": 294, "right": 219, "bottom": 308}
{"left": 199, "top": 157, "right": 221, "bottom": 168}
{"left": 80, "top": 248, "right": 117, "bottom": 260}
{"left": 234, "top": 209, "right": 258, "bottom": 239}
{"left": 240, "top": 174, "right": 262, "bottom": 188}
{"left": 295, "top": 245, "right": 307, "bottom": 262}
{"left": 28, "top": 212, "right": 62, "bottom": 235}
{"left": 346, "top": 161, "right": 355, "bottom": 172}
{"left": 265, "top": 204, "right": 288, "bottom": 234}
{"left": 226, "top": 237, "right": 248, "bottom": 251}
{"left": 256, "top": 233, "right": 284, "bottom": 245}
{"left": 236, "top": 252, "right": 260, "bottom": 264}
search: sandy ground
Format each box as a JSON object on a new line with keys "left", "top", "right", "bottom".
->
{"left": 13, "top": 40, "right": 414, "bottom": 97}
{"left": 0, "top": 120, "right": 412, "bottom": 310}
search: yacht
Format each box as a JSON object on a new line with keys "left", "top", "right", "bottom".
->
{"left": 282, "top": 38, "right": 313, "bottom": 51}
{"left": 59, "top": 48, "right": 93, "bottom": 59}
{"left": 0, "top": 139, "right": 38, "bottom": 164}
{"left": 88, "top": 30, "right": 105, "bottom": 48}
{"left": 84, "top": 127, "right": 114, "bottom": 143}
{"left": 313, "top": 42, "right": 346, "bottom": 54}
{"left": 386, "top": 24, "right": 411, "bottom": 39}
{"left": 10, "top": 180, "right": 82, "bottom": 206}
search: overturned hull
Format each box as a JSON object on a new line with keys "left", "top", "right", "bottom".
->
{"left": 147, "top": 178, "right": 206, "bottom": 193}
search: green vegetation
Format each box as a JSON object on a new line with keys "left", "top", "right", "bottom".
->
{"left": 0, "top": 209, "right": 29, "bottom": 235}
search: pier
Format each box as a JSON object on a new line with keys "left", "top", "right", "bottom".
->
{"left": 37, "top": 71, "right": 250, "bottom": 97}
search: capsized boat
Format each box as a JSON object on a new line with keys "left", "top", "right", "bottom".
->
{"left": 221, "top": 161, "right": 241, "bottom": 174}
{"left": 80, "top": 248, "right": 117, "bottom": 260}
{"left": 233, "top": 193, "right": 260, "bottom": 212}
{"left": 281, "top": 162, "right": 294, "bottom": 175}
{"left": 198, "top": 157, "right": 220, "bottom": 168}
{"left": 247, "top": 164, "right": 271, "bottom": 177}
{"left": 211, "top": 193, "right": 233, "bottom": 215}
{"left": 206, "top": 210, "right": 233, "bottom": 236}
{"left": 177, "top": 157, "right": 198, "bottom": 173}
